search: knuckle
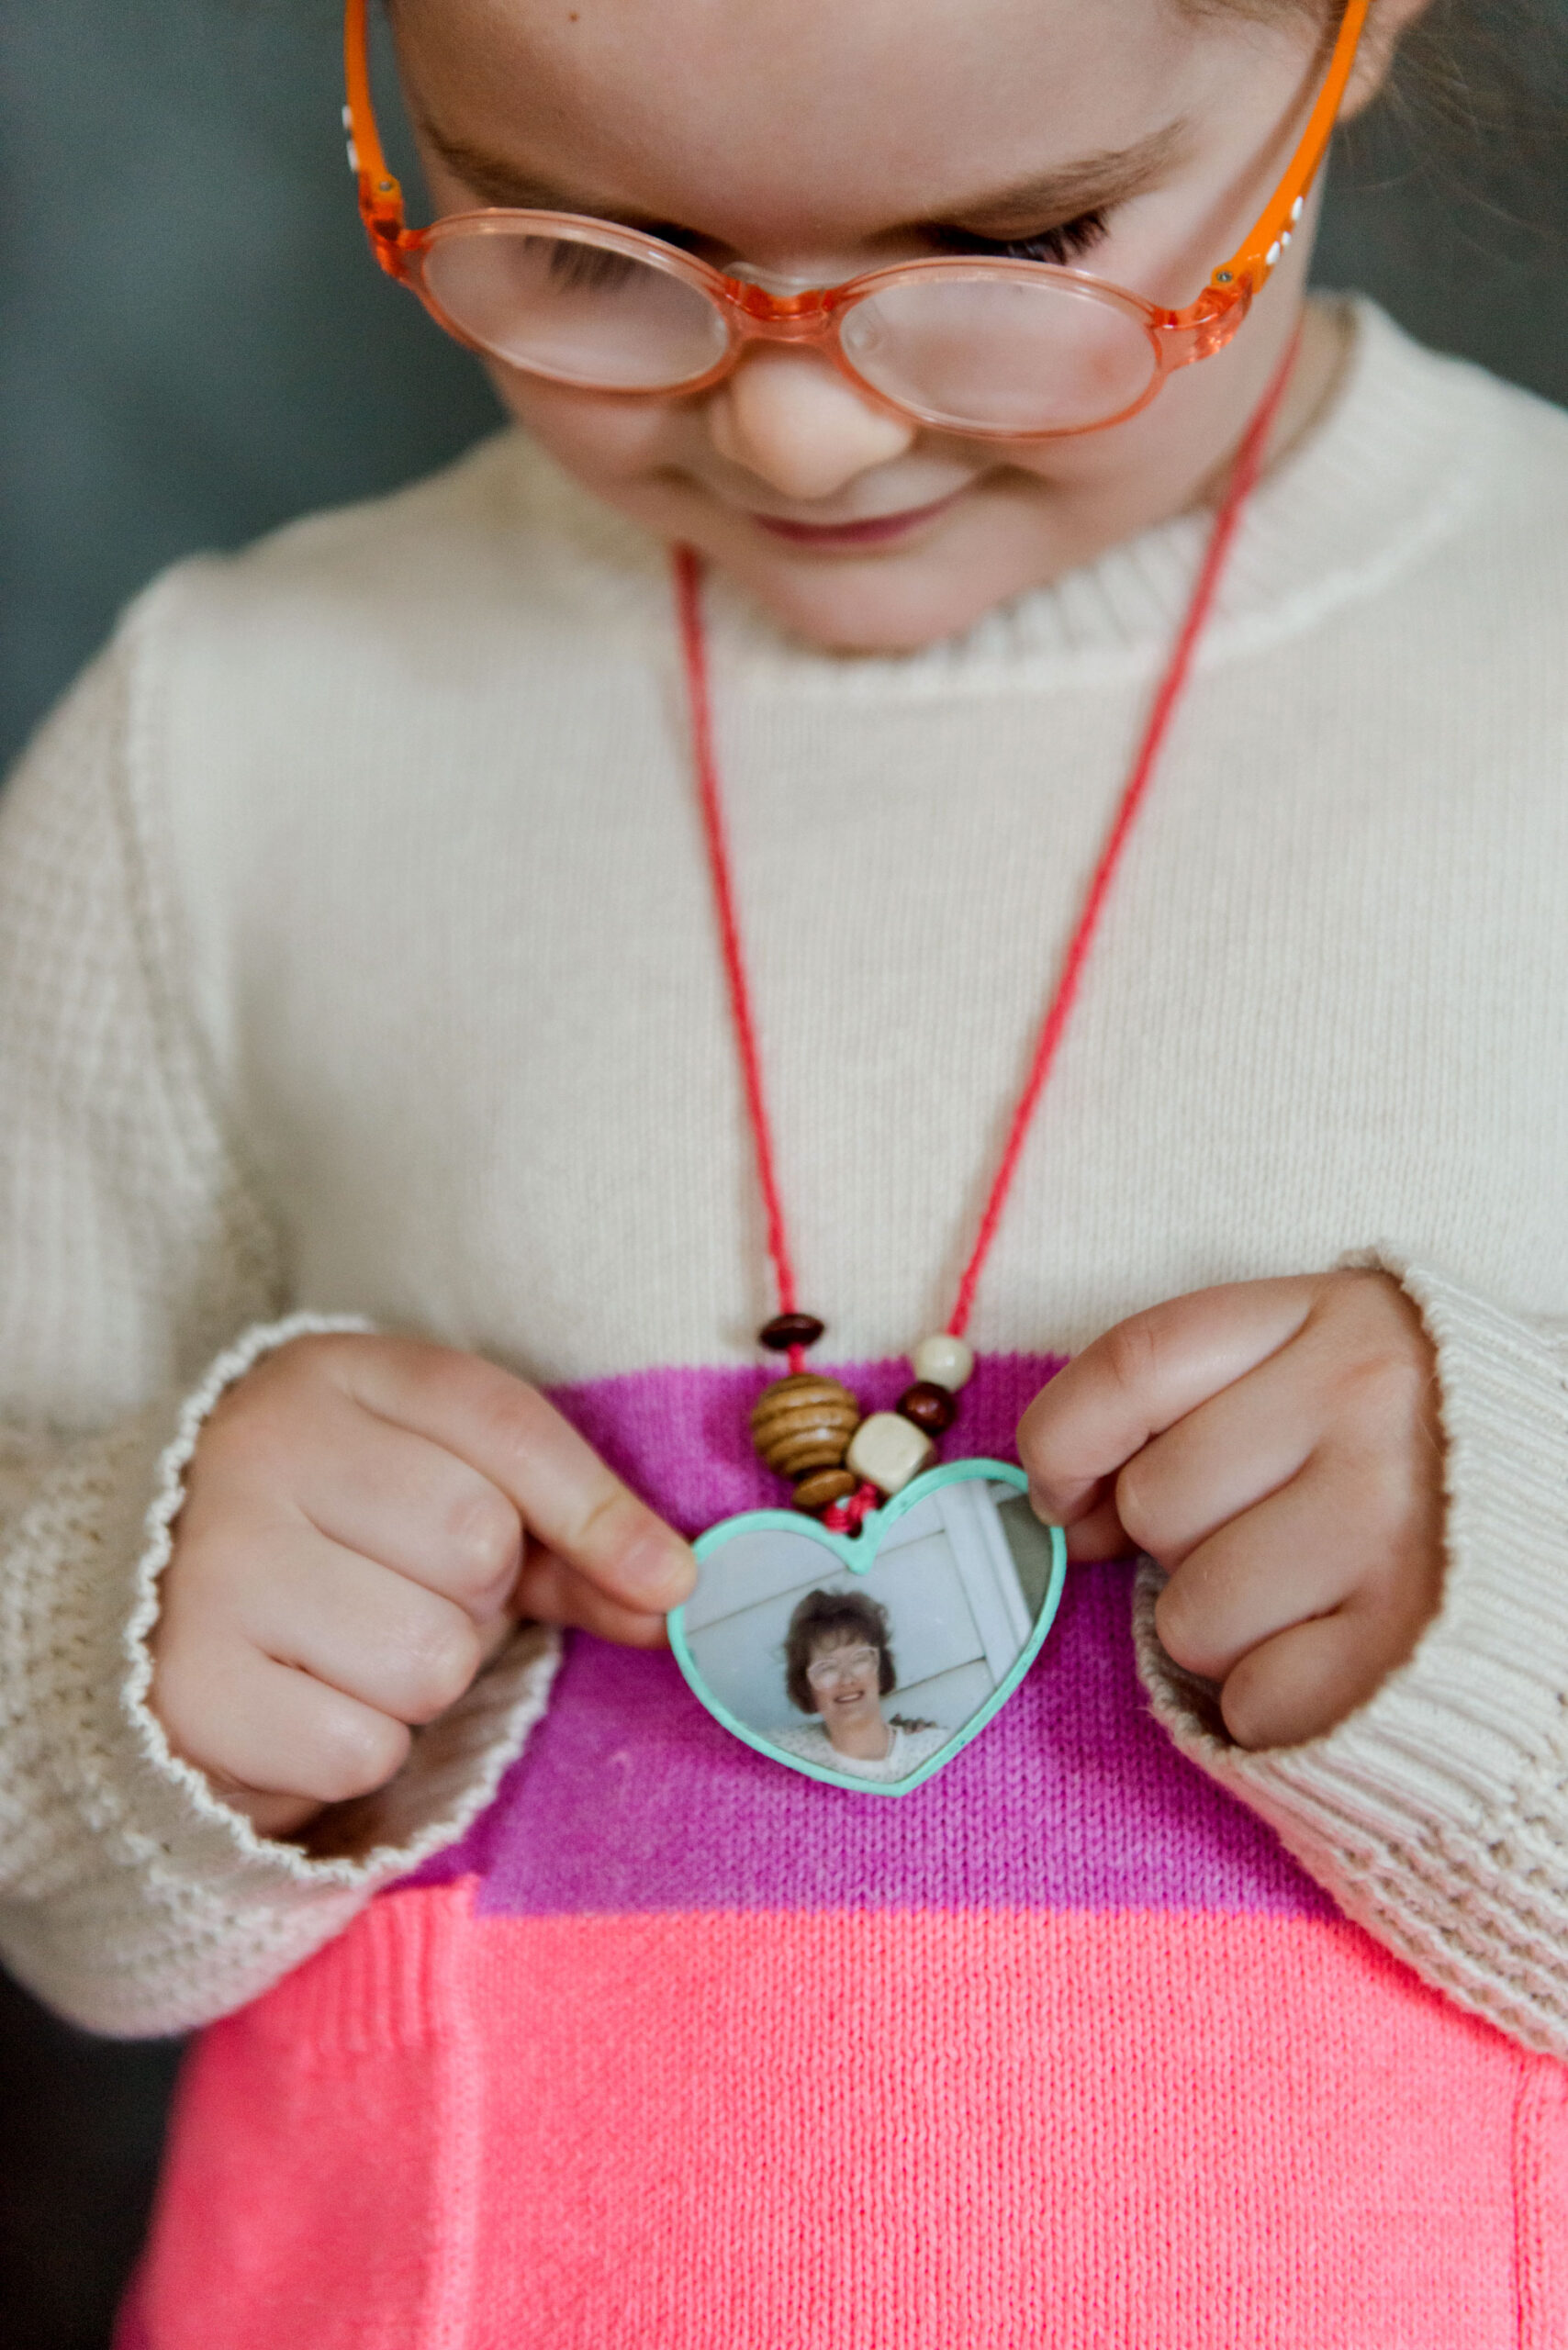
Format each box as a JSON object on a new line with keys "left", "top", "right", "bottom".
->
{"left": 474, "top": 1363, "right": 543, "bottom": 1440}
{"left": 1334, "top": 1347, "right": 1429, "bottom": 1457}
{"left": 442, "top": 1487, "right": 521, "bottom": 1594}
{"left": 200, "top": 1336, "right": 360, "bottom": 1468}
{"left": 473, "top": 1373, "right": 553, "bottom": 1480}
{"left": 398, "top": 1614, "right": 483, "bottom": 1721}
{"left": 215, "top": 1332, "right": 351, "bottom": 1412}
{"left": 304, "top": 1709, "right": 411, "bottom": 1806}
{"left": 1100, "top": 1310, "right": 1165, "bottom": 1400}
{"left": 567, "top": 1482, "right": 642, "bottom": 1562}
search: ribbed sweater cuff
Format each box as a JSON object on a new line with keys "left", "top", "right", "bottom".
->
{"left": 1135, "top": 1258, "right": 1568, "bottom": 2056}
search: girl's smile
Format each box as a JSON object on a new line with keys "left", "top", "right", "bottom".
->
{"left": 747, "top": 488, "right": 972, "bottom": 550}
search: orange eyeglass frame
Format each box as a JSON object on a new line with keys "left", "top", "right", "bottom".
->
{"left": 342, "top": 0, "right": 1368, "bottom": 408}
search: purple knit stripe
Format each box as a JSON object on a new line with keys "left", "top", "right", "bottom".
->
{"left": 408, "top": 1356, "right": 1329, "bottom": 1920}
{"left": 539, "top": 1350, "right": 1061, "bottom": 1543}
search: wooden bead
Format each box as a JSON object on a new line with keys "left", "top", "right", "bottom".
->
{"left": 910, "top": 1333, "right": 975, "bottom": 1393}
{"left": 791, "top": 1466, "right": 859, "bottom": 1514}
{"left": 846, "top": 1411, "right": 935, "bottom": 1497}
{"left": 758, "top": 1313, "right": 826, "bottom": 1353}
{"left": 898, "top": 1380, "right": 957, "bottom": 1435}
{"left": 750, "top": 1373, "right": 859, "bottom": 1482}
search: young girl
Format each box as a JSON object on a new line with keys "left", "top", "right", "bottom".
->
{"left": 3, "top": 0, "right": 1567, "bottom": 2337}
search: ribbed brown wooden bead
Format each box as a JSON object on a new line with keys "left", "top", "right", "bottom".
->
{"left": 758, "top": 1313, "right": 826, "bottom": 1352}
{"left": 791, "top": 1467, "right": 859, "bottom": 1514}
{"left": 898, "top": 1380, "right": 958, "bottom": 1435}
{"left": 750, "top": 1373, "right": 860, "bottom": 1482}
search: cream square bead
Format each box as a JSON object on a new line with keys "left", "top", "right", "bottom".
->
{"left": 911, "top": 1334, "right": 975, "bottom": 1393}
{"left": 846, "top": 1411, "right": 935, "bottom": 1497}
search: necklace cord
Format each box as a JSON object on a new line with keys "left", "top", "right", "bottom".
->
{"left": 675, "top": 543, "right": 807, "bottom": 1370}
{"left": 946, "top": 331, "right": 1301, "bottom": 1336}
{"left": 675, "top": 328, "right": 1301, "bottom": 1360}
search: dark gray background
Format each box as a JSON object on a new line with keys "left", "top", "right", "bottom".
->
{"left": 2, "top": 3, "right": 1566, "bottom": 2343}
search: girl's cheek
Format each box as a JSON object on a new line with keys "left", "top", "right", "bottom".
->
{"left": 486, "top": 369, "right": 689, "bottom": 487}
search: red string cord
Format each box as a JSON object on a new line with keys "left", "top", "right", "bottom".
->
{"left": 676, "top": 331, "right": 1301, "bottom": 1358}
{"left": 675, "top": 543, "right": 807, "bottom": 1370}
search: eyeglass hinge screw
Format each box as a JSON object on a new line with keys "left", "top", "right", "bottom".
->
{"left": 1214, "top": 270, "right": 1233, "bottom": 285}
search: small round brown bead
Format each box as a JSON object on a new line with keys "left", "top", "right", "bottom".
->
{"left": 791, "top": 1467, "right": 859, "bottom": 1514}
{"left": 897, "top": 1381, "right": 958, "bottom": 1436}
{"left": 758, "top": 1313, "right": 826, "bottom": 1353}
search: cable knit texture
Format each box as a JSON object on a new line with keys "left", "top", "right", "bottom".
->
{"left": 4, "top": 302, "right": 1568, "bottom": 2143}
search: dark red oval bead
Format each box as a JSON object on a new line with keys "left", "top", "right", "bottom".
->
{"left": 759, "top": 1312, "right": 826, "bottom": 1352}
{"left": 898, "top": 1381, "right": 958, "bottom": 1435}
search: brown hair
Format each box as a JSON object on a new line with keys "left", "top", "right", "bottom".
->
{"left": 783, "top": 1590, "right": 896, "bottom": 1716}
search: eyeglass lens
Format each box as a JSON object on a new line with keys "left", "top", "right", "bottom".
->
{"left": 807, "top": 1646, "right": 879, "bottom": 1688}
{"left": 420, "top": 223, "right": 1162, "bottom": 431}
{"left": 423, "top": 227, "right": 729, "bottom": 390}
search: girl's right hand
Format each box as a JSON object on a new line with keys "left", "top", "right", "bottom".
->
{"left": 149, "top": 1333, "right": 695, "bottom": 1837}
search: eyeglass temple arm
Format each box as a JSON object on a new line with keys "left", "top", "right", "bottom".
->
{"left": 344, "top": 0, "right": 412, "bottom": 275}
{"left": 1204, "top": 0, "right": 1369, "bottom": 304}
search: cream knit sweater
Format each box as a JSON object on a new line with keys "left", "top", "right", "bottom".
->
{"left": 2, "top": 301, "right": 1567, "bottom": 2046}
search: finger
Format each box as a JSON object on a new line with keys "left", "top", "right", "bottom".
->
{"left": 231, "top": 1528, "right": 485, "bottom": 1726}
{"left": 514, "top": 1547, "right": 673, "bottom": 1650}
{"left": 341, "top": 1343, "right": 696, "bottom": 1613}
{"left": 285, "top": 1397, "right": 522, "bottom": 1620}
{"left": 1112, "top": 1340, "right": 1324, "bottom": 1568}
{"left": 1218, "top": 1606, "right": 1418, "bottom": 1751}
{"left": 1061, "top": 1496, "right": 1132, "bottom": 1562}
{"left": 1152, "top": 1451, "right": 1396, "bottom": 1684}
{"left": 1018, "top": 1279, "right": 1318, "bottom": 1524}
{"left": 154, "top": 1638, "right": 412, "bottom": 1808}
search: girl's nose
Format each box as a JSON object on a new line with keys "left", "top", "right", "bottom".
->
{"left": 706, "top": 348, "right": 917, "bottom": 503}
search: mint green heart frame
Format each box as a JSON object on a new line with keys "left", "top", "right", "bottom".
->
{"left": 669, "top": 1459, "right": 1067, "bottom": 1797}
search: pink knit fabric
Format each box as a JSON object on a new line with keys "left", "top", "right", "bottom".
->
{"left": 125, "top": 1359, "right": 1568, "bottom": 2345}
{"left": 135, "top": 1886, "right": 1568, "bottom": 2348}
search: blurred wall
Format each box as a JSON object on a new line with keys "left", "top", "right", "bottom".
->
{"left": 1, "top": 0, "right": 502, "bottom": 771}
{"left": 1, "top": 5, "right": 1565, "bottom": 2346}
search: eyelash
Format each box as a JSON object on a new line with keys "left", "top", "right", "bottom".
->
{"left": 936, "top": 208, "right": 1110, "bottom": 268}
{"left": 632, "top": 210, "right": 1113, "bottom": 274}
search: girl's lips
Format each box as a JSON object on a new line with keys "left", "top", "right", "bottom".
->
{"left": 749, "top": 488, "right": 967, "bottom": 550}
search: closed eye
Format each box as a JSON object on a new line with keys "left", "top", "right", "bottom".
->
{"left": 932, "top": 207, "right": 1111, "bottom": 268}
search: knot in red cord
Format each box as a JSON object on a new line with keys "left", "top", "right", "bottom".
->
{"left": 822, "top": 1481, "right": 880, "bottom": 1536}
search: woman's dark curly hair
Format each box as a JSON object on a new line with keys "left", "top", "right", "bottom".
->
{"left": 783, "top": 1589, "right": 896, "bottom": 1716}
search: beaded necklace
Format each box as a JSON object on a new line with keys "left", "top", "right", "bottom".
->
{"left": 666, "top": 341, "right": 1298, "bottom": 1795}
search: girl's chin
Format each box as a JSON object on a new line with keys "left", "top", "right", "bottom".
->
{"left": 703, "top": 538, "right": 1023, "bottom": 655}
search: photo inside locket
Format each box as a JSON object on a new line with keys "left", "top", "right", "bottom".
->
{"left": 684, "top": 1479, "right": 1056, "bottom": 1783}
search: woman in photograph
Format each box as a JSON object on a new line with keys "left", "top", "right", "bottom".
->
{"left": 775, "top": 1591, "right": 948, "bottom": 1781}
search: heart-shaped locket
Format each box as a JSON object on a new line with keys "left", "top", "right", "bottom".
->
{"left": 670, "top": 1460, "right": 1066, "bottom": 1796}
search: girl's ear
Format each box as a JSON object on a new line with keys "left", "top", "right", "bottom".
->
{"left": 1339, "top": 0, "right": 1439, "bottom": 119}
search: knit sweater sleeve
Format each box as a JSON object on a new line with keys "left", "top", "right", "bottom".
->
{"left": 0, "top": 618, "right": 557, "bottom": 2038}
{"left": 1134, "top": 1255, "right": 1568, "bottom": 2057}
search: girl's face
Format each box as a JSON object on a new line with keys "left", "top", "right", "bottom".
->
{"left": 392, "top": 0, "right": 1410, "bottom": 651}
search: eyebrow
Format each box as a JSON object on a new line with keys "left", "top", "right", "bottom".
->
{"left": 415, "top": 116, "right": 1192, "bottom": 237}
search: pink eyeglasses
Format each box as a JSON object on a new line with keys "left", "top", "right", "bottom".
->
{"left": 344, "top": 0, "right": 1367, "bottom": 441}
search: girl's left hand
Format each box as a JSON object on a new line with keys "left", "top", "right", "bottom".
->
{"left": 1016, "top": 1271, "right": 1445, "bottom": 1750}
